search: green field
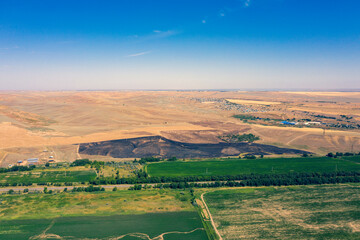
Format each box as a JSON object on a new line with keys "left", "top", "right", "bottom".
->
{"left": 0, "top": 189, "right": 208, "bottom": 239}
{"left": 203, "top": 184, "right": 360, "bottom": 240}
{"left": 0, "top": 190, "right": 194, "bottom": 220}
{"left": 147, "top": 156, "right": 360, "bottom": 177}
{"left": 343, "top": 156, "right": 360, "bottom": 163}
{"left": 0, "top": 170, "right": 97, "bottom": 184}
{"left": 0, "top": 212, "right": 207, "bottom": 240}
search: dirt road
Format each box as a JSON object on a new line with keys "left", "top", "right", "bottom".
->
{"left": 201, "top": 192, "right": 223, "bottom": 240}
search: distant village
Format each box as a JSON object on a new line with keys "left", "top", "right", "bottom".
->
{"left": 190, "top": 97, "right": 359, "bottom": 130}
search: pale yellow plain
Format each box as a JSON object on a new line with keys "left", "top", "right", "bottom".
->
{"left": 0, "top": 91, "right": 360, "bottom": 166}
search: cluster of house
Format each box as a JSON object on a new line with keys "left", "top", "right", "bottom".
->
{"left": 191, "top": 97, "right": 268, "bottom": 113}
{"left": 281, "top": 121, "right": 322, "bottom": 126}
{"left": 16, "top": 158, "right": 39, "bottom": 166}
{"left": 15, "top": 155, "right": 55, "bottom": 167}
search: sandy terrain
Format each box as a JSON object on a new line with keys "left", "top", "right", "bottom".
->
{"left": 0, "top": 91, "right": 360, "bottom": 166}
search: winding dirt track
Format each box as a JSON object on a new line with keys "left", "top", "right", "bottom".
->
{"left": 29, "top": 218, "right": 204, "bottom": 240}
{"left": 201, "top": 192, "right": 223, "bottom": 240}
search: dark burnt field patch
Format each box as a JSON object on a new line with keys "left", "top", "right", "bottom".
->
{"left": 78, "top": 136, "right": 309, "bottom": 158}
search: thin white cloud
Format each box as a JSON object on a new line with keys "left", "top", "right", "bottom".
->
{"left": 127, "top": 51, "right": 151, "bottom": 57}
{"left": 243, "top": 0, "right": 251, "bottom": 7}
{"left": 151, "top": 30, "right": 179, "bottom": 39}
{"left": 0, "top": 46, "right": 19, "bottom": 50}
{"left": 132, "top": 30, "right": 180, "bottom": 43}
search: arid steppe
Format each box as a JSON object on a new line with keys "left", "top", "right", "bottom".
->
{"left": 1, "top": 91, "right": 360, "bottom": 166}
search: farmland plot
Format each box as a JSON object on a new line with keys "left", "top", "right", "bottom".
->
{"left": 203, "top": 184, "right": 360, "bottom": 239}
{"left": 0, "top": 212, "right": 207, "bottom": 240}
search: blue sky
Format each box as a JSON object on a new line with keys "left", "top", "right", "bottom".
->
{"left": 0, "top": 0, "right": 359, "bottom": 90}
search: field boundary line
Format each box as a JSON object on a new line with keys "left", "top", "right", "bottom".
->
{"left": 201, "top": 192, "right": 223, "bottom": 240}
{"left": 286, "top": 133, "right": 310, "bottom": 145}
{"left": 0, "top": 151, "right": 8, "bottom": 167}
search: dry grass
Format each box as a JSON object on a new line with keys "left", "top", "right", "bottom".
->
{"left": 1, "top": 91, "right": 360, "bottom": 166}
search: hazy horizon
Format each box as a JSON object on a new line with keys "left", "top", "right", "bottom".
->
{"left": 2, "top": 88, "right": 360, "bottom": 92}
{"left": 1, "top": 0, "right": 360, "bottom": 90}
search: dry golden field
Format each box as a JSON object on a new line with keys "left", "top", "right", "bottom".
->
{"left": 204, "top": 184, "right": 360, "bottom": 240}
{"left": 1, "top": 91, "right": 360, "bottom": 166}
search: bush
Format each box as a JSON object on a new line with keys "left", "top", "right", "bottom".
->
{"left": 129, "top": 184, "right": 142, "bottom": 190}
{"left": 71, "top": 159, "right": 91, "bottom": 166}
{"left": 218, "top": 133, "right": 260, "bottom": 143}
{"left": 139, "top": 157, "right": 162, "bottom": 164}
{"left": 336, "top": 152, "right": 343, "bottom": 157}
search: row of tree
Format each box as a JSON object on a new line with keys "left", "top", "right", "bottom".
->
{"left": 65, "top": 185, "right": 105, "bottom": 192}
{"left": 89, "top": 171, "right": 360, "bottom": 185}
{"left": 326, "top": 152, "right": 360, "bottom": 157}
{"left": 152, "top": 175, "right": 360, "bottom": 189}
{"left": 0, "top": 165, "right": 35, "bottom": 173}
{"left": 0, "top": 182, "right": 33, "bottom": 187}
